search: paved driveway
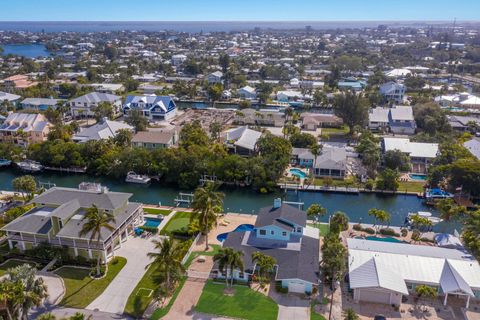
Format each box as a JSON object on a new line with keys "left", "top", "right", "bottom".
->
{"left": 269, "top": 290, "right": 310, "bottom": 320}
{"left": 86, "top": 235, "right": 159, "bottom": 314}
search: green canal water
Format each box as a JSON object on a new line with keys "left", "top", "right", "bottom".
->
{"left": 0, "top": 169, "right": 452, "bottom": 231}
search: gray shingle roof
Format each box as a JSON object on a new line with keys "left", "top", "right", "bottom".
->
{"left": 33, "top": 187, "right": 131, "bottom": 211}
{"left": 70, "top": 92, "right": 121, "bottom": 104}
{"left": 2, "top": 207, "right": 54, "bottom": 234}
{"left": 256, "top": 203, "right": 307, "bottom": 228}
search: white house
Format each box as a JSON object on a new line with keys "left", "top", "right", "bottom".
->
{"left": 368, "top": 107, "right": 390, "bottom": 131}
{"left": 238, "top": 86, "right": 257, "bottom": 100}
{"left": 72, "top": 119, "right": 133, "bottom": 143}
{"left": 382, "top": 137, "right": 438, "bottom": 173}
{"left": 348, "top": 238, "right": 480, "bottom": 308}
{"left": 207, "top": 71, "right": 223, "bottom": 84}
{"left": 171, "top": 54, "right": 187, "bottom": 67}
{"left": 69, "top": 92, "right": 123, "bottom": 118}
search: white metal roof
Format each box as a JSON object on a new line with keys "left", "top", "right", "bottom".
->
{"left": 383, "top": 137, "right": 438, "bottom": 159}
{"left": 348, "top": 239, "right": 480, "bottom": 292}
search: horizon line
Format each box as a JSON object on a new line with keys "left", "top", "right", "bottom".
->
{"left": 0, "top": 19, "right": 479, "bottom": 23}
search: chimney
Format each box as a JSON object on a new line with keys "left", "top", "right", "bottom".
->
{"left": 273, "top": 198, "right": 282, "bottom": 209}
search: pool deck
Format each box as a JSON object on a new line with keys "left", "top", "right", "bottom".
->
{"left": 193, "top": 212, "right": 257, "bottom": 250}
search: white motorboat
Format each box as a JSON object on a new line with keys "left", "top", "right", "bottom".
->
{"left": 407, "top": 211, "right": 443, "bottom": 225}
{"left": 125, "top": 171, "right": 151, "bottom": 184}
{"left": 16, "top": 160, "right": 43, "bottom": 172}
{"left": 0, "top": 159, "right": 12, "bottom": 167}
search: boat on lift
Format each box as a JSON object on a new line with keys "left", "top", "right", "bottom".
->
{"left": 406, "top": 211, "right": 443, "bottom": 225}
{"left": 125, "top": 171, "right": 151, "bottom": 184}
{"left": 0, "top": 159, "right": 12, "bottom": 167}
{"left": 16, "top": 160, "right": 43, "bottom": 172}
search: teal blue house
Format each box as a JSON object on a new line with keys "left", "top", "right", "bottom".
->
{"left": 216, "top": 199, "right": 320, "bottom": 294}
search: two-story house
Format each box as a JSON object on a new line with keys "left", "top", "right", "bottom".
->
{"left": 216, "top": 200, "right": 319, "bottom": 294}
{"left": 69, "top": 92, "right": 123, "bottom": 119}
{"left": 379, "top": 82, "right": 406, "bottom": 104}
{"left": 131, "top": 128, "right": 178, "bottom": 149}
{"left": 123, "top": 95, "right": 177, "bottom": 121}
{"left": 388, "top": 106, "right": 416, "bottom": 135}
{"left": 0, "top": 113, "right": 51, "bottom": 146}
{"left": 382, "top": 137, "right": 438, "bottom": 173}
{"left": 21, "top": 98, "right": 62, "bottom": 112}
{"left": 292, "top": 145, "right": 347, "bottom": 179}
{"left": 1, "top": 184, "right": 144, "bottom": 263}
{"left": 207, "top": 71, "right": 223, "bottom": 85}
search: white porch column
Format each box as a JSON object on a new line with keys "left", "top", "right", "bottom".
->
{"left": 8, "top": 240, "right": 13, "bottom": 249}
{"left": 466, "top": 295, "right": 471, "bottom": 309}
{"left": 444, "top": 293, "right": 448, "bottom": 306}
{"left": 20, "top": 241, "right": 26, "bottom": 251}
{"left": 102, "top": 250, "right": 108, "bottom": 263}
{"left": 88, "top": 249, "right": 93, "bottom": 259}
{"left": 73, "top": 247, "right": 78, "bottom": 257}
{"left": 33, "top": 234, "right": 37, "bottom": 245}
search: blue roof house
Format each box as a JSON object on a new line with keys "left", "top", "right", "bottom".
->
{"left": 123, "top": 95, "right": 177, "bottom": 121}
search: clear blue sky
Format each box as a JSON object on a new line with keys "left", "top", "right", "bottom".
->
{"left": 1, "top": 0, "right": 479, "bottom": 21}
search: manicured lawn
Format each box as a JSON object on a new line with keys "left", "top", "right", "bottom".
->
{"left": 160, "top": 211, "right": 192, "bottom": 235}
{"left": 149, "top": 277, "right": 187, "bottom": 320}
{"left": 312, "top": 178, "right": 359, "bottom": 188}
{"left": 321, "top": 126, "right": 350, "bottom": 136}
{"left": 0, "top": 259, "right": 38, "bottom": 276}
{"left": 184, "top": 244, "right": 221, "bottom": 268}
{"left": 55, "top": 257, "right": 127, "bottom": 308}
{"left": 143, "top": 207, "right": 171, "bottom": 216}
{"left": 124, "top": 262, "right": 160, "bottom": 316}
{"left": 307, "top": 223, "right": 330, "bottom": 237}
{"left": 311, "top": 303, "right": 327, "bottom": 320}
{"left": 397, "top": 181, "right": 426, "bottom": 193}
{"left": 195, "top": 280, "right": 278, "bottom": 320}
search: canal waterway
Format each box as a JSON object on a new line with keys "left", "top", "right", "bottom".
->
{"left": 0, "top": 169, "right": 453, "bottom": 231}
{"left": 1, "top": 44, "right": 51, "bottom": 58}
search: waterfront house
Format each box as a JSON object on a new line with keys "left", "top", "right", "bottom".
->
{"left": 382, "top": 137, "right": 438, "bottom": 173}
{"left": 131, "top": 128, "right": 178, "bottom": 149}
{"left": 69, "top": 92, "right": 123, "bottom": 119}
{"left": 0, "top": 113, "right": 51, "bottom": 146}
{"left": 338, "top": 79, "right": 365, "bottom": 92}
{"left": 234, "top": 108, "right": 284, "bottom": 127}
{"left": 388, "top": 105, "right": 416, "bottom": 135}
{"left": 207, "top": 71, "right": 223, "bottom": 84}
{"left": 379, "top": 82, "right": 406, "bottom": 104}
{"left": 435, "top": 93, "right": 480, "bottom": 110}
{"left": 87, "top": 83, "right": 125, "bottom": 94}
{"left": 20, "top": 98, "right": 61, "bottom": 112}
{"left": 277, "top": 90, "right": 303, "bottom": 102}
{"left": 291, "top": 145, "right": 347, "bottom": 179}
{"left": 1, "top": 185, "right": 144, "bottom": 263}
{"left": 447, "top": 115, "right": 480, "bottom": 132}
{"left": 238, "top": 86, "right": 257, "bottom": 100}
{"left": 385, "top": 68, "right": 412, "bottom": 79}
{"left": 215, "top": 200, "right": 319, "bottom": 294}
{"left": 72, "top": 118, "right": 134, "bottom": 143}
{"left": 171, "top": 54, "right": 187, "bottom": 67}
{"left": 224, "top": 126, "right": 262, "bottom": 156}
{"left": 123, "top": 95, "right": 177, "bottom": 121}
{"left": 348, "top": 238, "right": 480, "bottom": 308}
{"left": 300, "top": 113, "right": 343, "bottom": 131}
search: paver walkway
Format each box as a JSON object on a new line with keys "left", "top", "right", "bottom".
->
{"left": 163, "top": 256, "right": 215, "bottom": 320}
{"left": 86, "top": 235, "right": 159, "bottom": 314}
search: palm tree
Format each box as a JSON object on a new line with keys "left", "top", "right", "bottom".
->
{"left": 191, "top": 182, "right": 225, "bottom": 251}
{"left": 436, "top": 198, "right": 465, "bottom": 223}
{"left": 213, "top": 248, "right": 244, "bottom": 290}
{"left": 7, "top": 264, "right": 48, "bottom": 320}
{"left": 0, "top": 279, "right": 24, "bottom": 320}
{"left": 306, "top": 203, "right": 327, "bottom": 227}
{"left": 251, "top": 251, "right": 276, "bottom": 284}
{"left": 367, "top": 208, "right": 391, "bottom": 234}
{"left": 309, "top": 143, "right": 323, "bottom": 185}
{"left": 79, "top": 204, "right": 116, "bottom": 277}
{"left": 343, "top": 308, "right": 360, "bottom": 320}
{"left": 147, "top": 238, "right": 185, "bottom": 295}
{"left": 415, "top": 285, "right": 437, "bottom": 311}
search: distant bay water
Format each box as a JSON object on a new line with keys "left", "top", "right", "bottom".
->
{"left": 0, "top": 21, "right": 466, "bottom": 33}
{"left": 1, "top": 43, "right": 50, "bottom": 58}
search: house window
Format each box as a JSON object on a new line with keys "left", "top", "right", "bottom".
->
{"left": 259, "top": 229, "right": 266, "bottom": 235}
{"left": 58, "top": 219, "right": 63, "bottom": 228}
{"left": 282, "top": 231, "right": 287, "bottom": 236}
{"left": 239, "top": 272, "right": 244, "bottom": 279}
{"left": 296, "top": 227, "right": 302, "bottom": 232}
{"left": 270, "top": 230, "right": 274, "bottom": 235}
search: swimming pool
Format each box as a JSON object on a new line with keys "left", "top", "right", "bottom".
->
{"left": 290, "top": 168, "right": 307, "bottom": 179}
{"left": 363, "top": 236, "right": 405, "bottom": 243}
{"left": 144, "top": 217, "right": 162, "bottom": 228}
{"left": 409, "top": 174, "right": 427, "bottom": 181}
{"left": 217, "top": 224, "right": 255, "bottom": 242}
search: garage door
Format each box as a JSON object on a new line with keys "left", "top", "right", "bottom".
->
{"left": 288, "top": 281, "right": 305, "bottom": 293}
{"left": 359, "top": 289, "right": 391, "bottom": 304}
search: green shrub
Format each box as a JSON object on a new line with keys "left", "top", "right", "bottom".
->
{"left": 379, "top": 228, "right": 400, "bottom": 237}
{"left": 400, "top": 228, "right": 408, "bottom": 237}
{"left": 411, "top": 229, "right": 421, "bottom": 241}
{"left": 352, "top": 224, "right": 363, "bottom": 231}
{"left": 364, "top": 227, "right": 375, "bottom": 234}
{"left": 139, "top": 225, "right": 158, "bottom": 233}
{"left": 275, "top": 281, "right": 288, "bottom": 294}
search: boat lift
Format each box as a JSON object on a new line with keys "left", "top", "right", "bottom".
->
{"left": 199, "top": 174, "right": 218, "bottom": 186}
{"left": 174, "top": 192, "right": 194, "bottom": 207}
{"left": 282, "top": 201, "right": 304, "bottom": 210}
{"left": 38, "top": 181, "right": 56, "bottom": 190}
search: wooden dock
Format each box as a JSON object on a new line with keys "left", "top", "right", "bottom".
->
{"left": 44, "top": 166, "right": 86, "bottom": 173}
{"left": 279, "top": 183, "right": 360, "bottom": 194}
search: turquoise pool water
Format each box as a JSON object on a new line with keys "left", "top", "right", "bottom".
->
{"left": 144, "top": 217, "right": 162, "bottom": 228}
{"left": 364, "top": 236, "right": 405, "bottom": 243}
{"left": 217, "top": 224, "right": 255, "bottom": 242}
{"left": 290, "top": 168, "right": 307, "bottom": 179}
{"left": 409, "top": 174, "right": 427, "bottom": 181}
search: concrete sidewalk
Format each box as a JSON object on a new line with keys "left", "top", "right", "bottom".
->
{"left": 86, "top": 235, "right": 159, "bottom": 314}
